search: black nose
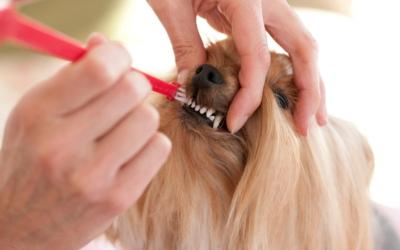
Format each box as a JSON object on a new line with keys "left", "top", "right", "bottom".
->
{"left": 192, "top": 64, "right": 224, "bottom": 89}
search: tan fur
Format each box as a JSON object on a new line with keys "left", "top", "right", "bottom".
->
{"left": 105, "top": 38, "right": 374, "bottom": 250}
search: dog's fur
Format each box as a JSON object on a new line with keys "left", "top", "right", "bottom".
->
{"left": 105, "top": 38, "right": 376, "bottom": 250}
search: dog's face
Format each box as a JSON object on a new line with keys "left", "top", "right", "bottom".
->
{"left": 180, "top": 38, "right": 298, "bottom": 132}
{"left": 108, "top": 37, "right": 375, "bottom": 250}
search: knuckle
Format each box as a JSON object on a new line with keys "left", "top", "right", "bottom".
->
{"left": 153, "top": 134, "right": 172, "bottom": 159}
{"left": 308, "top": 88, "right": 322, "bottom": 108}
{"left": 105, "top": 194, "right": 132, "bottom": 214}
{"left": 38, "top": 142, "right": 67, "bottom": 180}
{"left": 219, "top": 0, "right": 241, "bottom": 21}
{"left": 254, "top": 40, "right": 271, "bottom": 71}
{"left": 172, "top": 43, "right": 206, "bottom": 69}
{"left": 82, "top": 55, "right": 117, "bottom": 89}
{"left": 120, "top": 73, "right": 151, "bottom": 101}
{"left": 305, "top": 31, "right": 319, "bottom": 53}
{"left": 82, "top": 44, "right": 131, "bottom": 89}
{"left": 69, "top": 173, "right": 108, "bottom": 202}
{"left": 138, "top": 104, "right": 160, "bottom": 130}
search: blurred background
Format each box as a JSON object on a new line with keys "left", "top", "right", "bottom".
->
{"left": 0, "top": 0, "right": 399, "bottom": 248}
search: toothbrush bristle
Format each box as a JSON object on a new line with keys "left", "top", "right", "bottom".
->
{"left": 174, "top": 86, "right": 186, "bottom": 104}
{"left": 175, "top": 96, "right": 187, "bottom": 104}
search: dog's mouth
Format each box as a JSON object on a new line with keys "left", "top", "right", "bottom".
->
{"left": 182, "top": 96, "right": 225, "bottom": 129}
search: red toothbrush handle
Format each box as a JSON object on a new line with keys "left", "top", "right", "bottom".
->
{"left": 2, "top": 7, "right": 179, "bottom": 100}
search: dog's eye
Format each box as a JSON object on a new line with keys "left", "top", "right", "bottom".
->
{"left": 274, "top": 92, "right": 289, "bottom": 109}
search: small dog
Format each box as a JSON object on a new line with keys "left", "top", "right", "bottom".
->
{"left": 105, "top": 38, "right": 381, "bottom": 250}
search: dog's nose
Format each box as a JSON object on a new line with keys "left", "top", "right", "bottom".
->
{"left": 192, "top": 64, "right": 224, "bottom": 89}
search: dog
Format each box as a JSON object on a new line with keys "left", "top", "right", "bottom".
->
{"left": 105, "top": 37, "right": 396, "bottom": 250}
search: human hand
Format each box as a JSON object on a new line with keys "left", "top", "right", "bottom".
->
{"left": 147, "top": 0, "right": 327, "bottom": 135}
{"left": 0, "top": 34, "right": 171, "bottom": 250}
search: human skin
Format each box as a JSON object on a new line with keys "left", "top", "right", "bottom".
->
{"left": 147, "top": 0, "right": 327, "bottom": 135}
{"left": 0, "top": 34, "right": 171, "bottom": 250}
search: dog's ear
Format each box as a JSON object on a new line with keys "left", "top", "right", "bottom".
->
{"left": 226, "top": 86, "right": 302, "bottom": 249}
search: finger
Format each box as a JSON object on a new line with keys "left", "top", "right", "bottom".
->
{"left": 261, "top": 0, "right": 320, "bottom": 136}
{"left": 218, "top": 0, "right": 270, "bottom": 133}
{"left": 65, "top": 71, "right": 151, "bottom": 141}
{"left": 199, "top": 6, "right": 232, "bottom": 35}
{"left": 86, "top": 33, "right": 109, "bottom": 48}
{"left": 316, "top": 73, "right": 327, "bottom": 126}
{"left": 148, "top": 0, "right": 207, "bottom": 83}
{"left": 106, "top": 133, "right": 171, "bottom": 213}
{"left": 89, "top": 104, "right": 160, "bottom": 179}
{"left": 26, "top": 42, "right": 132, "bottom": 116}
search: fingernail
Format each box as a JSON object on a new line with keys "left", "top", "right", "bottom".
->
{"left": 178, "top": 69, "right": 189, "bottom": 84}
{"left": 307, "top": 115, "right": 315, "bottom": 136}
{"left": 232, "top": 116, "right": 249, "bottom": 134}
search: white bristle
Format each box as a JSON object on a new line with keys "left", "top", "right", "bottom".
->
{"left": 178, "top": 87, "right": 186, "bottom": 93}
{"left": 176, "top": 92, "right": 186, "bottom": 98}
{"left": 174, "top": 96, "right": 186, "bottom": 104}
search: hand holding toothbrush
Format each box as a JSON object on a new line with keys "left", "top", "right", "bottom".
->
{"left": 0, "top": 34, "right": 171, "bottom": 250}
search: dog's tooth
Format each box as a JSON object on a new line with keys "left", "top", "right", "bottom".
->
{"left": 188, "top": 98, "right": 192, "bottom": 105}
{"left": 213, "top": 115, "right": 223, "bottom": 129}
{"left": 206, "top": 108, "right": 214, "bottom": 118}
{"left": 200, "top": 107, "right": 207, "bottom": 114}
{"left": 209, "top": 116, "right": 215, "bottom": 121}
{"left": 191, "top": 101, "right": 196, "bottom": 108}
{"left": 195, "top": 105, "right": 200, "bottom": 111}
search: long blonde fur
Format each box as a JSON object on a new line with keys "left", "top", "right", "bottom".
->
{"left": 106, "top": 38, "right": 374, "bottom": 250}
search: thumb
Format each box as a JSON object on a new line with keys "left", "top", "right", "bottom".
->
{"left": 148, "top": 0, "right": 207, "bottom": 83}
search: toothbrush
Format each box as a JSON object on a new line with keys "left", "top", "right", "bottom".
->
{"left": 0, "top": 2, "right": 187, "bottom": 103}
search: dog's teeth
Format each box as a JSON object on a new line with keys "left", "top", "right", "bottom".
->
{"left": 191, "top": 101, "right": 196, "bottom": 108}
{"left": 200, "top": 107, "right": 207, "bottom": 114}
{"left": 195, "top": 105, "right": 200, "bottom": 111}
{"left": 213, "top": 115, "right": 223, "bottom": 129}
{"left": 206, "top": 108, "right": 214, "bottom": 118}
{"left": 209, "top": 116, "right": 215, "bottom": 121}
{"left": 188, "top": 98, "right": 193, "bottom": 105}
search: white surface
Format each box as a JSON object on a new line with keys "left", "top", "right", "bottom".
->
{"left": 0, "top": 0, "right": 11, "bottom": 11}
